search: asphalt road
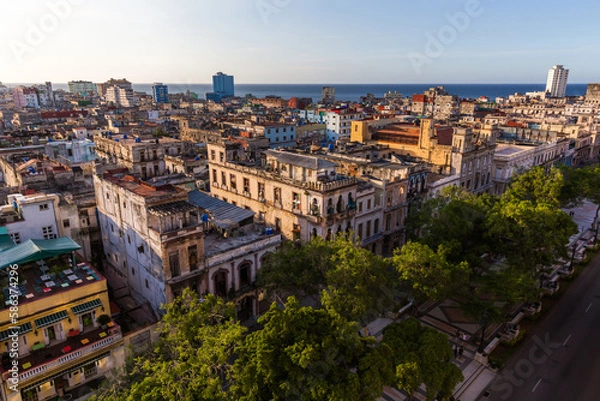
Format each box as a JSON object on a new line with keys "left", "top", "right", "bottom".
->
{"left": 482, "top": 251, "right": 600, "bottom": 401}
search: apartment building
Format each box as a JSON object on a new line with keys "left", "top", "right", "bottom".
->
{"left": 207, "top": 141, "right": 359, "bottom": 244}
{"left": 0, "top": 191, "right": 101, "bottom": 263}
{"left": 492, "top": 139, "right": 571, "bottom": 195}
{"left": 324, "top": 108, "right": 364, "bottom": 142}
{"left": 94, "top": 172, "right": 279, "bottom": 318}
{"left": 93, "top": 134, "right": 191, "bottom": 180}
{"left": 0, "top": 240, "right": 123, "bottom": 401}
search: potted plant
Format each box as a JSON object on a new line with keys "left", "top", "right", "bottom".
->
{"left": 97, "top": 314, "right": 111, "bottom": 329}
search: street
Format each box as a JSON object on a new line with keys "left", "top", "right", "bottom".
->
{"left": 482, "top": 250, "right": 600, "bottom": 401}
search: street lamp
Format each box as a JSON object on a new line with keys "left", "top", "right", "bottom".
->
{"left": 478, "top": 309, "right": 489, "bottom": 354}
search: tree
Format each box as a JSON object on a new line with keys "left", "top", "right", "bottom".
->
{"left": 91, "top": 289, "right": 245, "bottom": 401}
{"left": 381, "top": 318, "right": 463, "bottom": 401}
{"left": 258, "top": 234, "right": 401, "bottom": 322}
{"left": 502, "top": 166, "right": 564, "bottom": 208}
{"left": 560, "top": 164, "right": 600, "bottom": 240}
{"left": 256, "top": 237, "right": 334, "bottom": 301}
{"left": 233, "top": 297, "right": 389, "bottom": 401}
{"left": 391, "top": 242, "right": 469, "bottom": 311}
{"left": 405, "top": 186, "right": 493, "bottom": 266}
{"left": 323, "top": 235, "right": 398, "bottom": 322}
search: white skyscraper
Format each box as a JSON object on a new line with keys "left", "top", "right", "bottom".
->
{"left": 546, "top": 65, "right": 569, "bottom": 98}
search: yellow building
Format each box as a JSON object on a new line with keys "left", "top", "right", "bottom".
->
{"left": 0, "top": 238, "right": 124, "bottom": 401}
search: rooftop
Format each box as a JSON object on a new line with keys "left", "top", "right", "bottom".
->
{"left": 0, "top": 257, "right": 105, "bottom": 310}
{"left": 188, "top": 191, "right": 254, "bottom": 230}
{"left": 103, "top": 174, "right": 187, "bottom": 201}
{"left": 264, "top": 149, "right": 337, "bottom": 170}
{"left": 148, "top": 200, "right": 198, "bottom": 217}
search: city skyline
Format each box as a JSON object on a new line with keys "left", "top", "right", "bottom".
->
{"left": 1, "top": 0, "right": 599, "bottom": 84}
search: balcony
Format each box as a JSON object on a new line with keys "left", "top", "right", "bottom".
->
{"left": 1, "top": 323, "right": 122, "bottom": 383}
{"left": 149, "top": 224, "right": 203, "bottom": 243}
{"left": 361, "top": 232, "right": 383, "bottom": 246}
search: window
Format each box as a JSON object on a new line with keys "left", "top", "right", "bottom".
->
{"left": 169, "top": 251, "right": 180, "bottom": 277}
{"left": 219, "top": 152, "right": 224, "bottom": 162}
{"left": 145, "top": 279, "right": 149, "bottom": 289}
{"left": 230, "top": 174, "right": 237, "bottom": 190}
{"left": 243, "top": 178, "right": 250, "bottom": 194}
{"left": 366, "top": 221, "right": 371, "bottom": 238}
{"left": 83, "top": 361, "right": 98, "bottom": 378}
{"left": 239, "top": 263, "right": 251, "bottom": 287}
{"left": 39, "top": 203, "right": 49, "bottom": 211}
{"left": 367, "top": 199, "right": 371, "bottom": 210}
{"left": 292, "top": 192, "right": 301, "bottom": 210}
{"left": 42, "top": 226, "right": 56, "bottom": 239}
{"left": 122, "top": 201, "right": 127, "bottom": 209}
{"left": 374, "top": 219, "right": 379, "bottom": 234}
{"left": 358, "top": 223, "right": 363, "bottom": 239}
{"left": 258, "top": 182, "right": 265, "bottom": 199}
{"left": 274, "top": 187, "right": 282, "bottom": 204}
{"left": 275, "top": 217, "right": 281, "bottom": 232}
{"left": 358, "top": 202, "right": 363, "bottom": 212}
{"left": 211, "top": 150, "right": 216, "bottom": 160}
{"left": 189, "top": 245, "right": 198, "bottom": 271}
{"left": 293, "top": 224, "right": 301, "bottom": 241}
{"left": 9, "top": 233, "right": 20, "bottom": 244}
{"left": 63, "top": 219, "right": 70, "bottom": 228}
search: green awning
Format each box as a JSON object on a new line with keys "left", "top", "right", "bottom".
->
{"left": 0, "top": 237, "right": 81, "bottom": 270}
{"left": 71, "top": 299, "right": 102, "bottom": 315}
{"left": 34, "top": 310, "right": 69, "bottom": 329}
{"left": 0, "top": 227, "right": 14, "bottom": 253}
{"left": 0, "top": 322, "right": 33, "bottom": 341}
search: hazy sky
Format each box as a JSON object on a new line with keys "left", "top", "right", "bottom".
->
{"left": 1, "top": 0, "right": 599, "bottom": 84}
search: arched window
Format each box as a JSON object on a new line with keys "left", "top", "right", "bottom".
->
{"left": 214, "top": 271, "right": 227, "bottom": 297}
{"left": 239, "top": 262, "right": 252, "bottom": 288}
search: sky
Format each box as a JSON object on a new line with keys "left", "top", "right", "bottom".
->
{"left": 1, "top": 0, "right": 599, "bottom": 84}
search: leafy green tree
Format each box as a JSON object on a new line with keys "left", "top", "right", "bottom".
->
{"left": 323, "top": 235, "right": 398, "bottom": 322}
{"left": 391, "top": 242, "right": 469, "bottom": 311}
{"left": 91, "top": 289, "right": 245, "bottom": 401}
{"left": 405, "top": 186, "right": 493, "bottom": 266}
{"left": 256, "top": 237, "right": 334, "bottom": 301}
{"left": 382, "top": 318, "right": 463, "bottom": 401}
{"left": 502, "top": 166, "right": 564, "bottom": 208}
{"left": 233, "top": 297, "right": 388, "bottom": 401}
{"left": 560, "top": 164, "right": 600, "bottom": 239}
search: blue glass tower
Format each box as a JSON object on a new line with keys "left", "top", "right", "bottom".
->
{"left": 152, "top": 83, "right": 169, "bottom": 103}
{"left": 206, "top": 72, "right": 234, "bottom": 102}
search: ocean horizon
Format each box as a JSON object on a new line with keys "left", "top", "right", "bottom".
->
{"left": 6, "top": 83, "right": 589, "bottom": 103}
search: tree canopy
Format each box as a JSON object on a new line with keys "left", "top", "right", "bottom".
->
{"left": 233, "top": 297, "right": 389, "bottom": 401}
{"left": 91, "top": 290, "right": 245, "bottom": 401}
{"left": 382, "top": 318, "right": 463, "bottom": 400}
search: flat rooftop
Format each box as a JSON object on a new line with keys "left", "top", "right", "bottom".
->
{"left": 264, "top": 149, "right": 337, "bottom": 170}
{"left": 494, "top": 146, "right": 527, "bottom": 157}
{"left": 188, "top": 190, "right": 254, "bottom": 230}
{"left": 203, "top": 229, "right": 279, "bottom": 258}
{"left": 0, "top": 257, "right": 104, "bottom": 311}
{"left": 103, "top": 174, "right": 187, "bottom": 201}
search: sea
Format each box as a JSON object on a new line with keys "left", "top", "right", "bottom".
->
{"left": 8, "top": 83, "right": 589, "bottom": 103}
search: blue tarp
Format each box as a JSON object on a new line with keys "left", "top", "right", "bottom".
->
{"left": 0, "top": 237, "right": 81, "bottom": 270}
